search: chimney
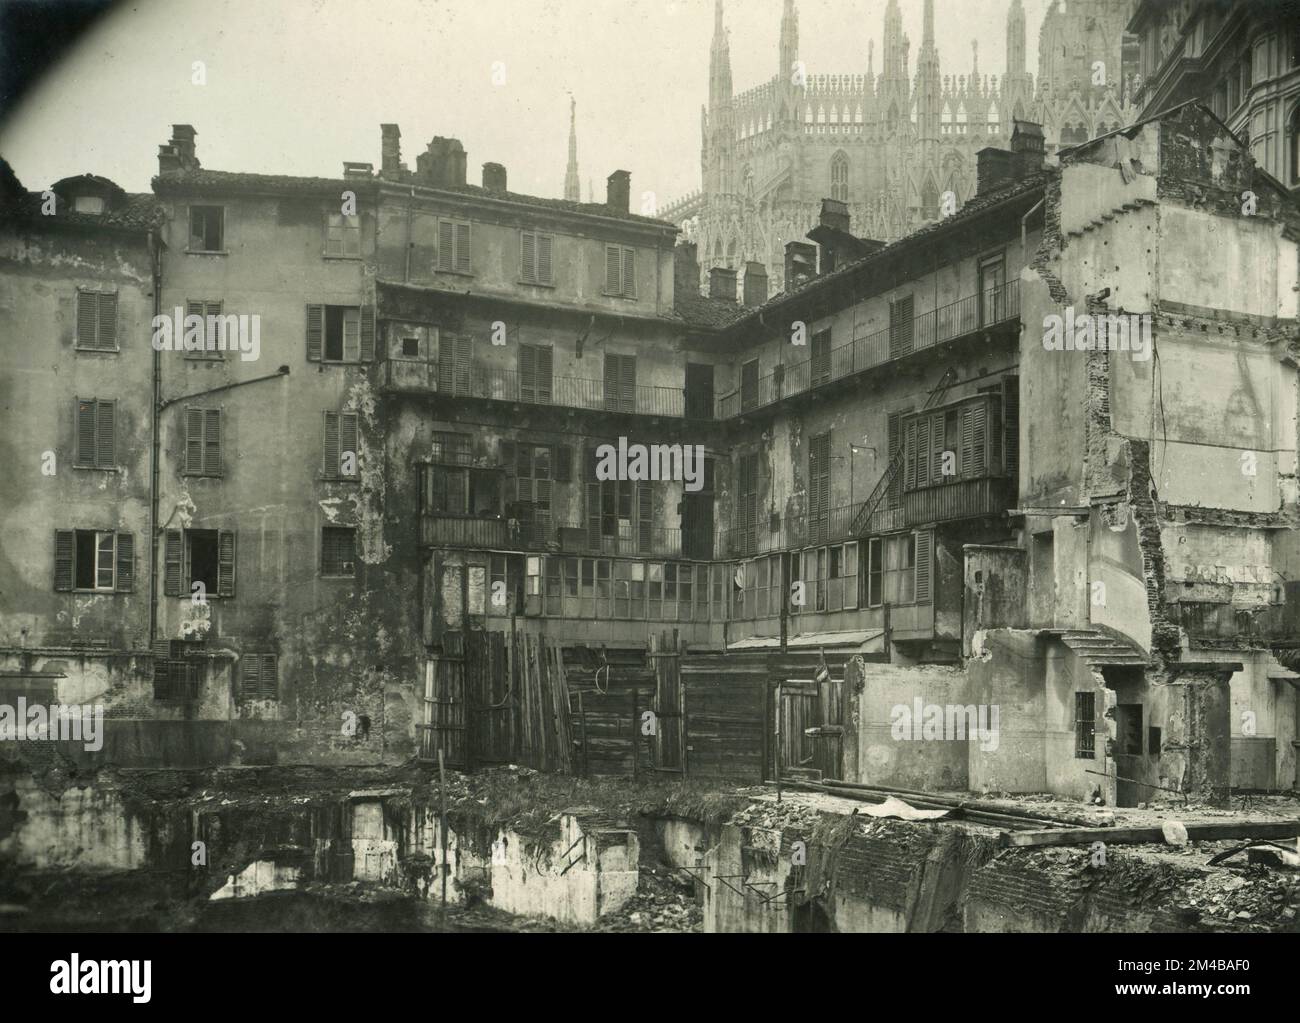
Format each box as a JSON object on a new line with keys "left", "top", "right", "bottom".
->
{"left": 976, "top": 147, "right": 1013, "bottom": 195}
{"left": 157, "top": 124, "right": 199, "bottom": 176}
{"left": 606, "top": 170, "right": 630, "bottom": 213}
{"left": 674, "top": 242, "right": 701, "bottom": 299}
{"left": 709, "top": 266, "right": 738, "bottom": 302}
{"left": 343, "top": 161, "right": 373, "bottom": 180}
{"left": 742, "top": 261, "right": 768, "bottom": 307}
{"left": 482, "top": 162, "right": 508, "bottom": 193}
{"left": 784, "top": 241, "right": 818, "bottom": 290}
{"left": 1010, "top": 120, "right": 1045, "bottom": 179}
{"left": 819, "top": 198, "right": 851, "bottom": 233}
{"left": 416, "top": 137, "right": 468, "bottom": 188}
{"left": 380, "top": 124, "right": 402, "bottom": 176}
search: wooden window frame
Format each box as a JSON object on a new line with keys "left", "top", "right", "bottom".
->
{"left": 182, "top": 407, "right": 223, "bottom": 477}
{"left": 437, "top": 218, "right": 473, "bottom": 275}
{"left": 54, "top": 528, "right": 133, "bottom": 593}
{"left": 321, "top": 525, "right": 358, "bottom": 577}
{"left": 74, "top": 397, "right": 116, "bottom": 469}
{"left": 324, "top": 212, "right": 361, "bottom": 259}
{"left": 322, "top": 410, "right": 361, "bottom": 480}
{"left": 187, "top": 205, "right": 225, "bottom": 253}
{"left": 520, "top": 231, "right": 555, "bottom": 285}
{"left": 603, "top": 244, "right": 637, "bottom": 298}
{"left": 240, "top": 653, "right": 280, "bottom": 701}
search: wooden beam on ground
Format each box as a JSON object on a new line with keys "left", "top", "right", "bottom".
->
{"left": 1001, "top": 821, "right": 1300, "bottom": 848}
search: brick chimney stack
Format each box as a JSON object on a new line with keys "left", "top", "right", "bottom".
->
{"left": 380, "top": 124, "right": 402, "bottom": 176}
{"left": 742, "top": 262, "right": 768, "bottom": 307}
{"left": 709, "top": 266, "right": 738, "bottom": 302}
{"left": 482, "top": 162, "right": 508, "bottom": 192}
{"left": 157, "top": 124, "right": 200, "bottom": 176}
{"left": 606, "top": 170, "right": 630, "bottom": 213}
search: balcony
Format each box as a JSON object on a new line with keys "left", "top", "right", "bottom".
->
{"left": 723, "top": 502, "right": 864, "bottom": 558}
{"left": 719, "top": 280, "right": 1020, "bottom": 419}
{"left": 901, "top": 476, "right": 1014, "bottom": 527}
{"left": 420, "top": 510, "right": 714, "bottom": 560}
{"left": 383, "top": 360, "right": 701, "bottom": 419}
{"left": 1173, "top": 601, "right": 1299, "bottom": 645}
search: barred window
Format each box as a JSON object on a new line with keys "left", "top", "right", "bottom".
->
{"left": 322, "top": 526, "right": 357, "bottom": 576}
{"left": 1075, "top": 691, "right": 1096, "bottom": 759}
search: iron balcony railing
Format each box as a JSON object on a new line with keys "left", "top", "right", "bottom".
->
{"left": 723, "top": 501, "right": 865, "bottom": 559}
{"left": 721, "top": 280, "right": 1020, "bottom": 419}
{"left": 420, "top": 511, "right": 719, "bottom": 560}
{"left": 901, "top": 476, "right": 1014, "bottom": 527}
{"left": 384, "top": 361, "right": 702, "bottom": 419}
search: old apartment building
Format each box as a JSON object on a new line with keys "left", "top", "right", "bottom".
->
{"left": 2, "top": 94, "right": 1296, "bottom": 801}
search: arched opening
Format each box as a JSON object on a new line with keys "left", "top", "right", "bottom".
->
{"left": 830, "top": 151, "right": 849, "bottom": 202}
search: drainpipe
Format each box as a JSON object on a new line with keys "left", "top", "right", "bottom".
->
{"left": 404, "top": 186, "right": 414, "bottom": 283}
{"left": 1021, "top": 198, "right": 1045, "bottom": 257}
{"left": 148, "top": 228, "right": 162, "bottom": 649}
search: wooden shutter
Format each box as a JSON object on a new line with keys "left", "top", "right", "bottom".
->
{"left": 438, "top": 220, "right": 454, "bottom": 271}
{"left": 98, "top": 292, "right": 117, "bottom": 349}
{"left": 260, "top": 655, "right": 278, "bottom": 699}
{"left": 812, "top": 331, "right": 831, "bottom": 383}
{"left": 620, "top": 355, "right": 636, "bottom": 411}
{"left": 306, "top": 304, "right": 323, "bottom": 361}
{"left": 961, "top": 403, "right": 987, "bottom": 477}
{"left": 809, "top": 433, "right": 830, "bottom": 543}
{"left": 76, "top": 292, "right": 97, "bottom": 349}
{"left": 164, "top": 529, "right": 183, "bottom": 595}
{"left": 537, "top": 234, "right": 553, "bottom": 284}
{"left": 323, "top": 412, "right": 340, "bottom": 476}
{"left": 115, "top": 532, "right": 134, "bottom": 592}
{"left": 500, "top": 440, "right": 516, "bottom": 478}
{"left": 341, "top": 414, "right": 359, "bottom": 477}
{"left": 203, "top": 409, "right": 221, "bottom": 476}
{"left": 931, "top": 412, "right": 947, "bottom": 484}
{"left": 554, "top": 444, "right": 572, "bottom": 483}
{"left": 536, "top": 346, "right": 553, "bottom": 402}
{"left": 585, "top": 445, "right": 602, "bottom": 547}
{"left": 904, "top": 418, "right": 918, "bottom": 491}
{"left": 76, "top": 399, "right": 96, "bottom": 465}
{"left": 605, "top": 246, "right": 622, "bottom": 294}
{"left": 184, "top": 408, "right": 203, "bottom": 474}
{"left": 637, "top": 482, "right": 653, "bottom": 553}
{"left": 54, "top": 529, "right": 74, "bottom": 591}
{"left": 454, "top": 223, "right": 471, "bottom": 273}
{"left": 521, "top": 232, "right": 536, "bottom": 282}
{"left": 519, "top": 345, "right": 537, "bottom": 402}
{"left": 217, "top": 530, "right": 236, "bottom": 597}
{"left": 621, "top": 247, "right": 636, "bottom": 297}
{"left": 360, "top": 304, "right": 375, "bottom": 362}
{"left": 887, "top": 411, "right": 903, "bottom": 508}
{"left": 1003, "top": 375, "right": 1020, "bottom": 479}
{"left": 914, "top": 529, "right": 933, "bottom": 604}
{"left": 915, "top": 417, "right": 931, "bottom": 489}
{"left": 241, "top": 656, "right": 260, "bottom": 700}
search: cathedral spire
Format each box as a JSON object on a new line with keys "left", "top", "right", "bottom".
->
{"left": 564, "top": 96, "right": 580, "bottom": 202}
{"left": 779, "top": 0, "right": 799, "bottom": 83}
{"left": 1006, "top": 0, "right": 1025, "bottom": 76}
{"left": 709, "top": 0, "right": 732, "bottom": 108}
{"left": 914, "top": 0, "right": 941, "bottom": 141}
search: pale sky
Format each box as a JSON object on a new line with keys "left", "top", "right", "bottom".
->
{"left": 0, "top": 0, "right": 1049, "bottom": 207}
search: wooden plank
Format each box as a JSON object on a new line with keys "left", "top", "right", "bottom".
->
{"left": 1001, "top": 821, "right": 1300, "bottom": 848}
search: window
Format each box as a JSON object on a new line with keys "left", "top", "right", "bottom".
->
{"left": 53, "top": 529, "right": 133, "bottom": 592}
{"left": 325, "top": 213, "right": 361, "bottom": 257}
{"left": 740, "top": 359, "right": 759, "bottom": 411}
{"left": 489, "top": 555, "right": 509, "bottom": 616}
{"left": 321, "top": 526, "right": 357, "bottom": 576}
{"left": 240, "top": 654, "right": 279, "bottom": 701}
{"left": 889, "top": 294, "right": 914, "bottom": 358}
{"left": 830, "top": 151, "right": 849, "bottom": 202}
{"left": 188, "top": 205, "right": 224, "bottom": 252}
{"left": 183, "top": 408, "right": 222, "bottom": 476}
{"left": 323, "top": 411, "right": 360, "bottom": 479}
{"left": 154, "top": 650, "right": 202, "bottom": 702}
{"left": 163, "top": 528, "right": 236, "bottom": 598}
{"left": 810, "top": 329, "right": 832, "bottom": 385}
{"left": 519, "top": 344, "right": 554, "bottom": 403}
{"left": 184, "top": 300, "right": 225, "bottom": 359}
{"left": 903, "top": 397, "right": 997, "bottom": 489}
{"left": 603, "top": 353, "right": 637, "bottom": 412}
{"left": 74, "top": 398, "right": 115, "bottom": 469}
{"left": 420, "top": 463, "right": 500, "bottom": 518}
{"left": 437, "top": 219, "right": 472, "bottom": 273}
{"left": 306, "top": 304, "right": 375, "bottom": 363}
{"left": 978, "top": 255, "right": 1006, "bottom": 325}
{"left": 75, "top": 290, "right": 117, "bottom": 351}
{"left": 604, "top": 245, "right": 636, "bottom": 297}
{"left": 804, "top": 541, "right": 860, "bottom": 613}
{"left": 430, "top": 432, "right": 473, "bottom": 466}
{"left": 521, "top": 231, "right": 554, "bottom": 284}
{"left": 435, "top": 332, "right": 473, "bottom": 395}
{"left": 401, "top": 337, "right": 420, "bottom": 358}
{"left": 808, "top": 432, "right": 831, "bottom": 544}
{"left": 866, "top": 531, "right": 930, "bottom": 606}
{"left": 735, "top": 452, "right": 759, "bottom": 556}
{"left": 73, "top": 195, "right": 104, "bottom": 214}
{"left": 1075, "top": 692, "right": 1096, "bottom": 759}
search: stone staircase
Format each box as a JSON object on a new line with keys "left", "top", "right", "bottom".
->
{"left": 1063, "top": 197, "right": 1156, "bottom": 239}
{"left": 1057, "top": 629, "right": 1148, "bottom": 669}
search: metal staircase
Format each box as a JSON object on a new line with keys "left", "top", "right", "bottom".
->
{"left": 850, "top": 366, "right": 958, "bottom": 537}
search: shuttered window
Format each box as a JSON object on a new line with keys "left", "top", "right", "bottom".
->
{"left": 901, "top": 396, "right": 998, "bottom": 490}
{"left": 603, "top": 353, "right": 636, "bottom": 412}
{"left": 74, "top": 398, "right": 115, "bottom": 468}
{"left": 325, "top": 213, "right": 361, "bottom": 257}
{"left": 808, "top": 432, "right": 831, "bottom": 545}
{"left": 889, "top": 294, "right": 914, "bottom": 358}
{"left": 321, "top": 527, "right": 357, "bottom": 576}
{"left": 521, "top": 231, "right": 554, "bottom": 284}
{"left": 886, "top": 411, "right": 905, "bottom": 509}
{"left": 53, "top": 529, "right": 133, "bottom": 592}
{"left": 184, "top": 300, "right": 225, "bottom": 359}
{"left": 811, "top": 329, "right": 832, "bottom": 385}
{"left": 162, "top": 529, "right": 236, "bottom": 598}
{"left": 438, "top": 333, "right": 473, "bottom": 395}
{"left": 519, "top": 344, "right": 554, "bottom": 403}
{"left": 240, "top": 654, "right": 279, "bottom": 701}
{"left": 604, "top": 245, "right": 636, "bottom": 297}
{"left": 960, "top": 402, "right": 988, "bottom": 478}
{"left": 75, "top": 290, "right": 117, "bottom": 351}
{"left": 437, "top": 219, "right": 472, "bottom": 273}
{"left": 867, "top": 531, "right": 929, "bottom": 606}
{"left": 1003, "top": 375, "right": 1020, "bottom": 480}
{"left": 183, "top": 408, "right": 222, "bottom": 476}
{"left": 740, "top": 359, "right": 759, "bottom": 411}
{"left": 323, "top": 411, "right": 360, "bottom": 478}
{"left": 306, "top": 304, "right": 375, "bottom": 363}
{"left": 736, "top": 453, "right": 759, "bottom": 557}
